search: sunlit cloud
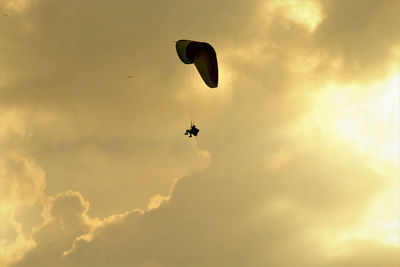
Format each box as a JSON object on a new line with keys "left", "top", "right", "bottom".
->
{"left": 298, "top": 72, "right": 399, "bottom": 164}
{"left": 292, "top": 71, "right": 400, "bottom": 247}
{"left": 265, "top": 0, "right": 323, "bottom": 32}
{"left": 2, "top": 0, "right": 31, "bottom": 13}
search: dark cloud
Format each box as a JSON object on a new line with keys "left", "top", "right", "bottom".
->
{"left": 313, "top": 0, "right": 400, "bottom": 82}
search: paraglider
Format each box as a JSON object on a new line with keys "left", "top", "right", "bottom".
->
{"left": 184, "top": 122, "right": 200, "bottom": 138}
{"left": 176, "top": 39, "right": 218, "bottom": 137}
{"left": 175, "top": 40, "right": 218, "bottom": 88}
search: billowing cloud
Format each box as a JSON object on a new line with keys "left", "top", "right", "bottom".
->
{"left": 0, "top": 150, "right": 46, "bottom": 265}
{"left": 9, "top": 136, "right": 399, "bottom": 266}
{"left": 10, "top": 191, "right": 95, "bottom": 267}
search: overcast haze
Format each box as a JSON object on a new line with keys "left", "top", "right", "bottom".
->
{"left": 1, "top": 0, "right": 399, "bottom": 266}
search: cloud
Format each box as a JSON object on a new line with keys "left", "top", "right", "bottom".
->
{"left": 313, "top": 0, "right": 400, "bottom": 82}
{"left": 10, "top": 191, "right": 96, "bottom": 267}
{"left": 321, "top": 240, "right": 399, "bottom": 267}
{"left": 2, "top": 0, "right": 399, "bottom": 266}
{"left": 1, "top": 0, "right": 398, "bottom": 216}
{"left": 0, "top": 153, "right": 45, "bottom": 204}
{"left": 10, "top": 134, "right": 399, "bottom": 266}
{"left": 0, "top": 151, "right": 46, "bottom": 265}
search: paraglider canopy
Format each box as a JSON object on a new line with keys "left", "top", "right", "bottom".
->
{"left": 176, "top": 40, "right": 218, "bottom": 88}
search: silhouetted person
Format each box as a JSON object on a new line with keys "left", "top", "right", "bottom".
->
{"left": 184, "top": 123, "right": 199, "bottom": 137}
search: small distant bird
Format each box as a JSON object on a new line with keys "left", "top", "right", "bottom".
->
{"left": 3, "top": 14, "right": 8, "bottom": 17}
{"left": 126, "top": 75, "right": 134, "bottom": 79}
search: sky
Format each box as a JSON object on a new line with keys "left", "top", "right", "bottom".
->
{"left": 0, "top": 0, "right": 399, "bottom": 266}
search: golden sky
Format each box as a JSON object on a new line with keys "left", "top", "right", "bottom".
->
{"left": 0, "top": 0, "right": 399, "bottom": 266}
